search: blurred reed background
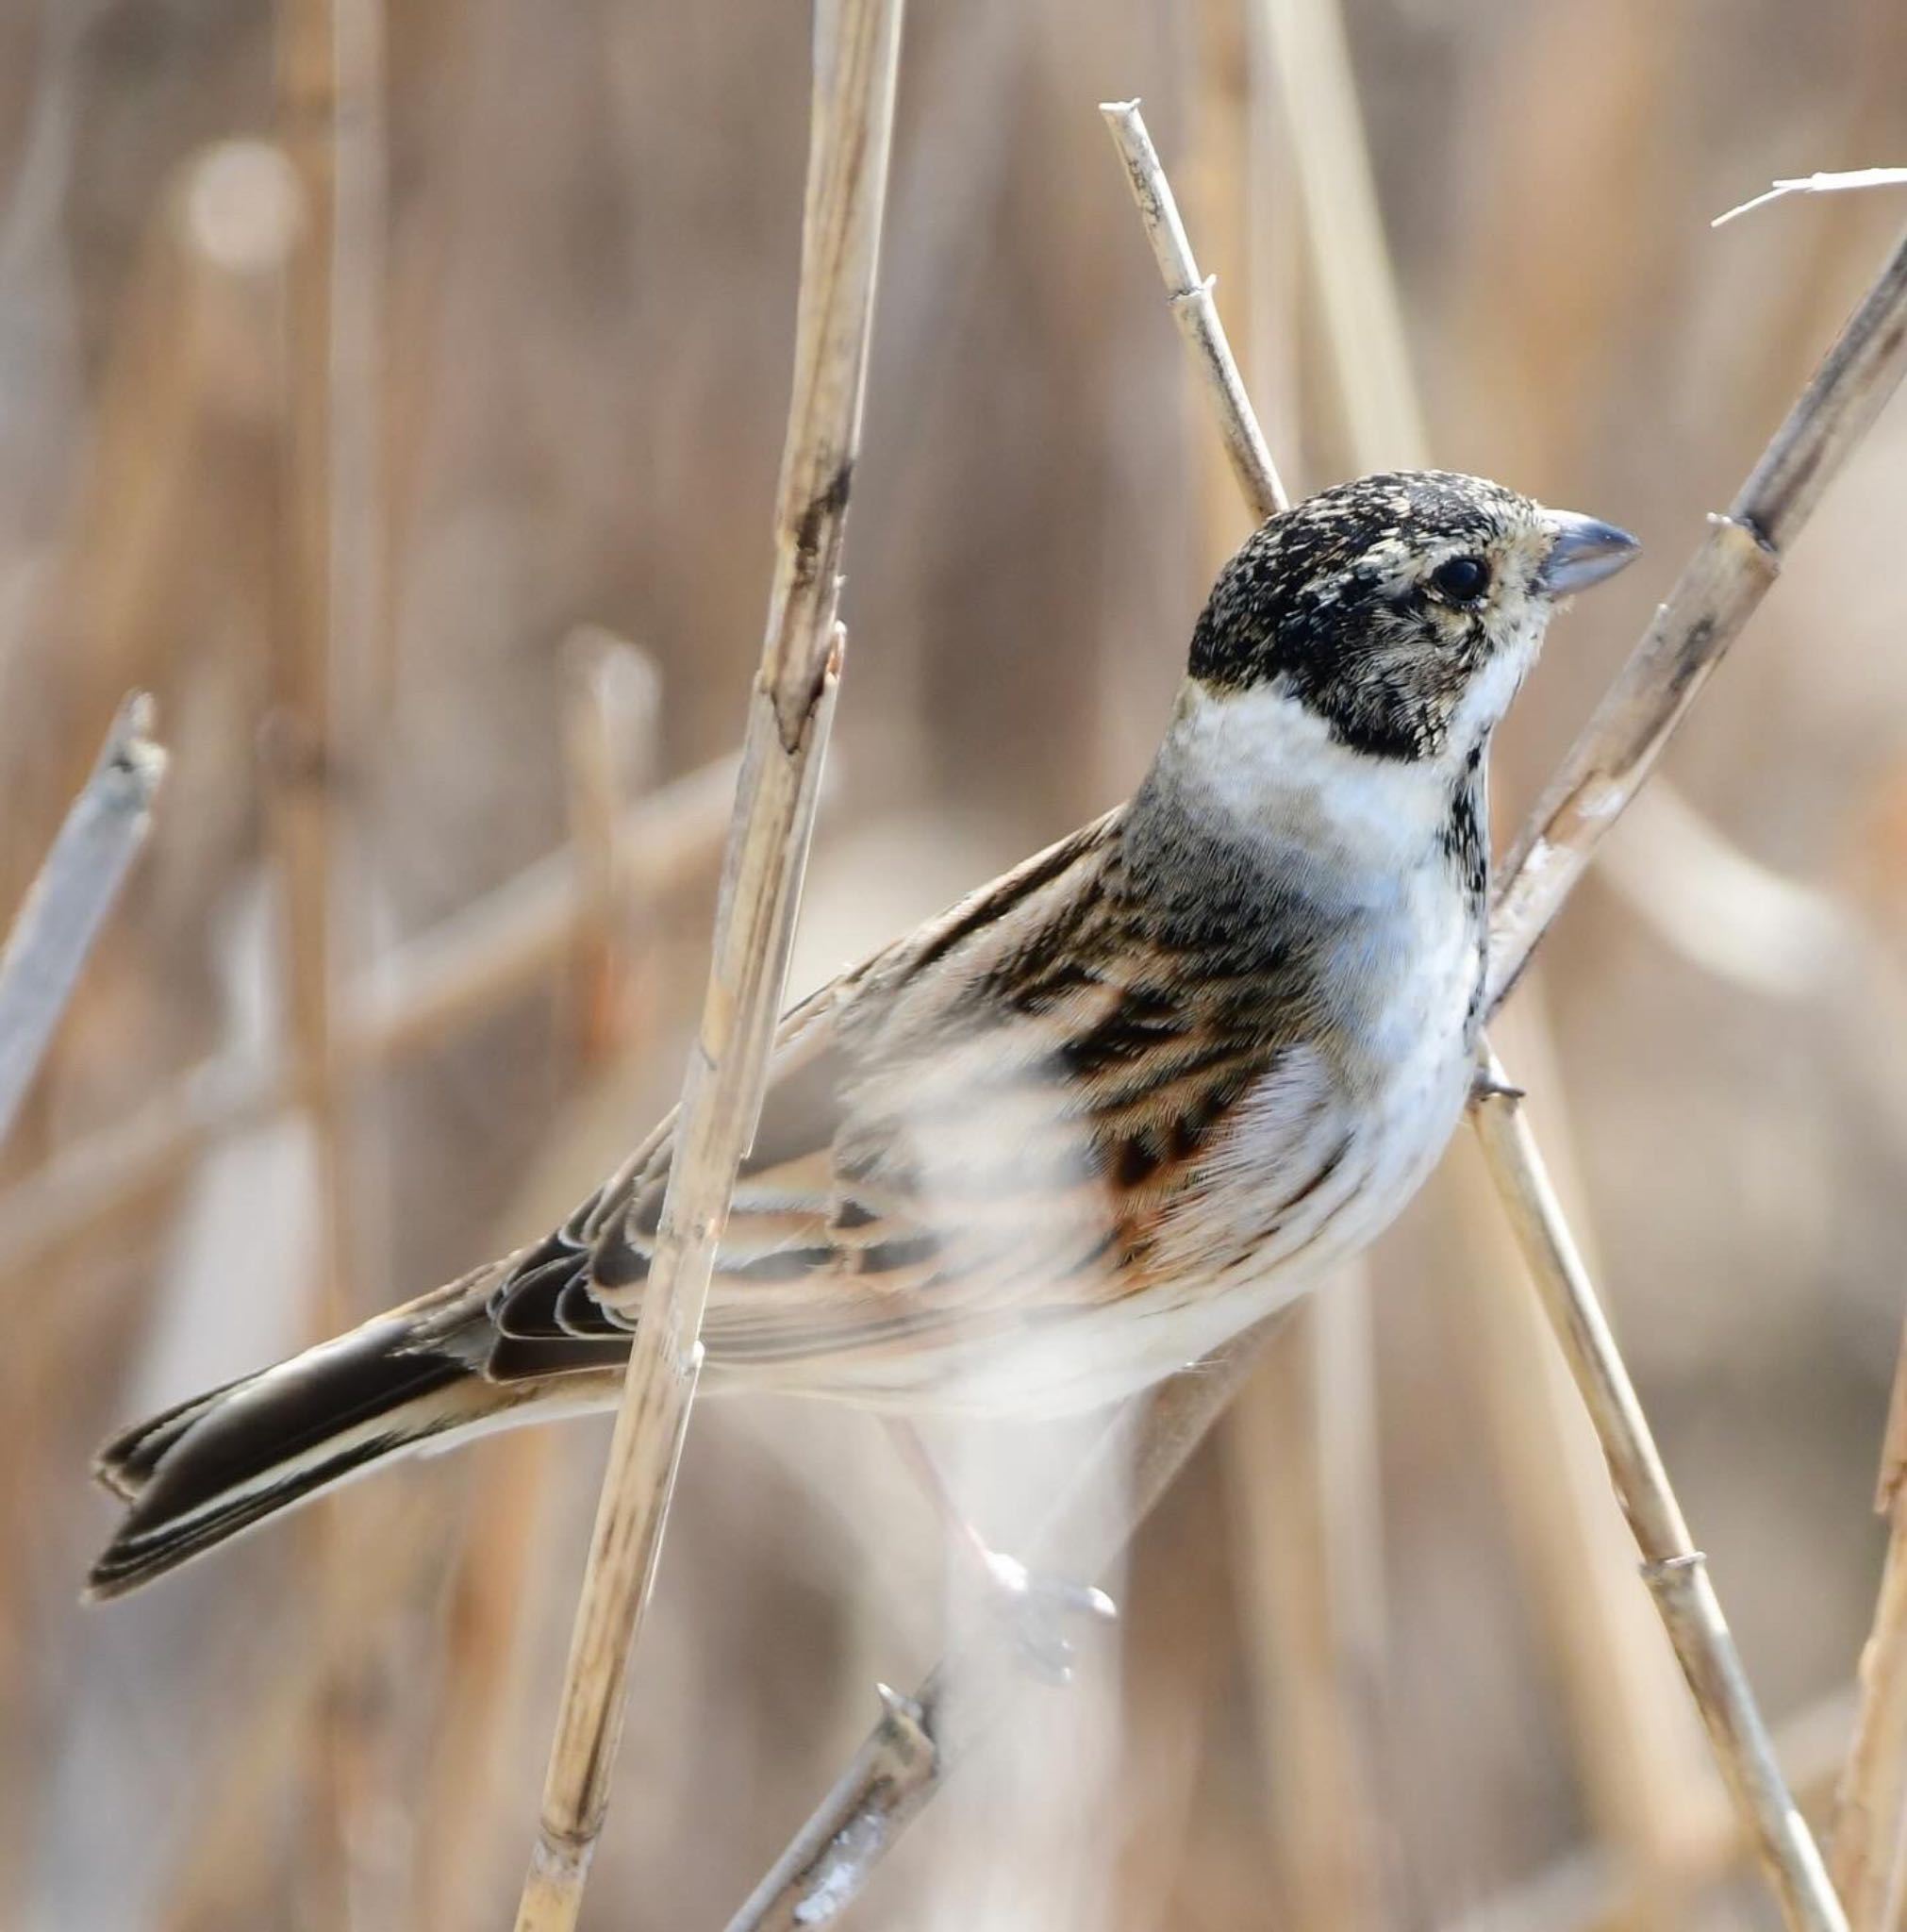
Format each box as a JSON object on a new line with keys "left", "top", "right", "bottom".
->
{"left": 6, "top": 0, "right": 1907, "bottom": 1927}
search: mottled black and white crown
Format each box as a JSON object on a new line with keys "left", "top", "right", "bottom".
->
{"left": 1186, "top": 470, "right": 1636, "bottom": 762}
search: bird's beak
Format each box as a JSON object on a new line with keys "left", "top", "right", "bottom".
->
{"left": 1539, "top": 509, "right": 1640, "bottom": 595}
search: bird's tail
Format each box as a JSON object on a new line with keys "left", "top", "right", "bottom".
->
{"left": 88, "top": 1281, "right": 525, "bottom": 1599}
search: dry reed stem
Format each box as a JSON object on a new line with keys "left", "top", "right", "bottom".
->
{"left": 1474, "top": 223, "right": 1907, "bottom": 1932}
{"left": 510, "top": 4, "right": 903, "bottom": 1924}
{"left": 1136, "top": 60, "right": 1683, "bottom": 1914}
{"left": 729, "top": 115, "right": 1907, "bottom": 1932}
{"left": 0, "top": 753, "right": 738, "bottom": 1280}
{"left": 1488, "top": 219, "right": 1907, "bottom": 1011}
{"left": 1469, "top": 1063, "right": 1845, "bottom": 1932}
{"left": 1444, "top": 1010, "right": 1710, "bottom": 1922}
{"left": 1101, "top": 100, "right": 1287, "bottom": 520}
{"left": 1830, "top": 1330, "right": 1907, "bottom": 1926}
{"left": 0, "top": 694, "right": 166, "bottom": 1145}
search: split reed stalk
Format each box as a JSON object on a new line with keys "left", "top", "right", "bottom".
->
{"left": 509, "top": 4, "right": 904, "bottom": 1925}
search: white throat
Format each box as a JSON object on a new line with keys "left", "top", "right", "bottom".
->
{"left": 1149, "top": 679, "right": 1466, "bottom": 885}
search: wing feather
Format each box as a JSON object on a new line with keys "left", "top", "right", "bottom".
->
{"left": 481, "top": 806, "right": 1335, "bottom": 1396}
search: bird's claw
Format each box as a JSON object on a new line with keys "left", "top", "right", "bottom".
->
{"left": 979, "top": 1548, "right": 1118, "bottom": 1685}
{"left": 1470, "top": 1066, "right": 1525, "bottom": 1107}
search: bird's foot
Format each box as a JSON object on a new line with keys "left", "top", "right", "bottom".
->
{"left": 1470, "top": 1065, "right": 1526, "bottom": 1107}
{"left": 976, "top": 1546, "right": 1118, "bottom": 1685}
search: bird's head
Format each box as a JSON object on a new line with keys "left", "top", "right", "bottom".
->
{"left": 1186, "top": 470, "right": 1638, "bottom": 766}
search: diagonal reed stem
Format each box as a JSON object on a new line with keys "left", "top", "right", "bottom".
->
{"left": 1470, "top": 1058, "right": 1846, "bottom": 1932}
{"left": 1102, "top": 100, "right": 1287, "bottom": 521}
{"left": 508, "top": 4, "right": 904, "bottom": 1927}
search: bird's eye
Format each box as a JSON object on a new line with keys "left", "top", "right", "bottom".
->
{"left": 1431, "top": 555, "right": 1490, "bottom": 604}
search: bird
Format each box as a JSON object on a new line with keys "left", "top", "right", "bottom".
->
{"left": 88, "top": 470, "right": 1638, "bottom": 1598}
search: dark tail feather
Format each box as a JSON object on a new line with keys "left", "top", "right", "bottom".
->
{"left": 88, "top": 1313, "right": 509, "bottom": 1599}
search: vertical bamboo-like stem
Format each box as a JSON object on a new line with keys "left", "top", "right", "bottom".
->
{"left": 1470, "top": 1062, "right": 1845, "bottom": 1932}
{"left": 0, "top": 695, "right": 166, "bottom": 1145}
{"left": 510, "top": 5, "right": 903, "bottom": 1925}
{"left": 1447, "top": 1007, "right": 1709, "bottom": 1924}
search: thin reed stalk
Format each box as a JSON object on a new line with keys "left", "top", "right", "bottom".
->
{"left": 1101, "top": 100, "right": 1286, "bottom": 520}
{"left": 1488, "top": 221, "right": 1907, "bottom": 1011}
{"left": 0, "top": 693, "right": 166, "bottom": 1145}
{"left": 1470, "top": 1061, "right": 1844, "bottom": 1932}
{"left": 509, "top": 4, "right": 903, "bottom": 1924}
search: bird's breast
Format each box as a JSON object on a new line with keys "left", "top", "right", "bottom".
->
{"left": 1156, "top": 855, "right": 1484, "bottom": 1312}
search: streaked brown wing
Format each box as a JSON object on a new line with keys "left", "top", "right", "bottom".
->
{"left": 482, "top": 805, "right": 1321, "bottom": 1387}
{"left": 485, "top": 814, "right": 1125, "bottom": 1374}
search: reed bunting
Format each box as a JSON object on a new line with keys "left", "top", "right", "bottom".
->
{"left": 89, "top": 470, "right": 1637, "bottom": 1596}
